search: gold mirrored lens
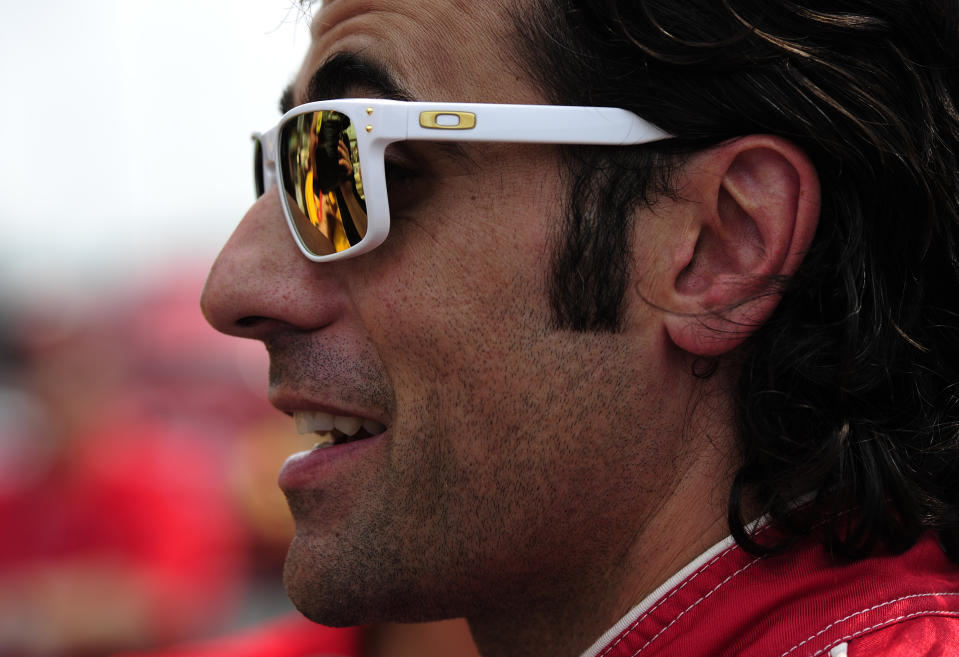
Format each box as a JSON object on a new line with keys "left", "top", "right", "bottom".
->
{"left": 279, "top": 110, "right": 367, "bottom": 256}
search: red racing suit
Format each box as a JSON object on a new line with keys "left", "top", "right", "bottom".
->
{"left": 582, "top": 529, "right": 959, "bottom": 657}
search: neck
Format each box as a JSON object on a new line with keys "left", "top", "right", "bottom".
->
{"left": 467, "top": 371, "right": 740, "bottom": 657}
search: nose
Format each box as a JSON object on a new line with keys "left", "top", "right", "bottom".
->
{"left": 201, "top": 188, "right": 343, "bottom": 339}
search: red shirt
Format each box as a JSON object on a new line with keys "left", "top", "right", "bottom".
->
{"left": 583, "top": 530, "right": 959, "bottom": 657}
{"left": 113, "top": 614, "right": 362, "bottom": 657}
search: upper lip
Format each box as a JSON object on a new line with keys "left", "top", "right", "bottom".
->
{"left": 269, "top": 390, "right": 389, "bottom": 427}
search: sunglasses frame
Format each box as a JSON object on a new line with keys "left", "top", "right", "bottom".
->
{"left": 255, "top": 98, "right": 671, "bottom": 262}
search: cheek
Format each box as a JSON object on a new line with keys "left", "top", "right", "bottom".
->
{"left": 359, "top": 154, "right": 561, "bottom": 364}
{"left": 348, "top": 167, "right": 564, "bottom": 477}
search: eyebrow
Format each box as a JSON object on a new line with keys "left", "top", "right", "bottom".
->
{"left": 279, "top": 51, "right": 415, "bottom": 114}
{"left": 276, "top": 51, "right": 473, "bottom": 166}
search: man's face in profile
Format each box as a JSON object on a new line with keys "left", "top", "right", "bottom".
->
{"left": 203, "top": 0, "right": 687, "bottom": 630}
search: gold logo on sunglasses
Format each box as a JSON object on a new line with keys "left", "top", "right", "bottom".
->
{"left": 419, "top": 111, "right": 476, "bottom": 130}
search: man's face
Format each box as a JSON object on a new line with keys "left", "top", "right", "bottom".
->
{"left": 202, "top": 0, "right": 687, "bottom": 628}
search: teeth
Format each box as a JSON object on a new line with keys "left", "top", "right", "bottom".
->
{"left": 334, "top": 415, "right": 363, "bottom": 436}
{"left": 293, "top": 411, "right": 386, "bottom": 438}
{"left": 313, "top": 432, "right": 335, "bottom": 449}
{"left": 294, "top": 411, "right": 334, "bottom": 435}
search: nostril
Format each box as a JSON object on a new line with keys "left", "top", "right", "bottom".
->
{"left": 236, "top": 315, "right": 268, "bottom": 328}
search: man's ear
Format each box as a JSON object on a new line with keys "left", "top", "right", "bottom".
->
{"left": 658, "top": 135, "right": 820, "bottom": 357}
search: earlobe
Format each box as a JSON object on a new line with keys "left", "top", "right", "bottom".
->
{"left": 661, "top": 136, "right": 821, "bottom": 357}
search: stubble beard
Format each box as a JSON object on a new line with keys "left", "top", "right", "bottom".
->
{"left": 280, "top": 406, "right": 487, "bottom": 626}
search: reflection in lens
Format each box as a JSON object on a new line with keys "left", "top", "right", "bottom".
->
{"left": 287, "top": 192, "right": 335, "bottom": 256}
{"left": 279, "top": 110, "right": 367, "bottom": 257}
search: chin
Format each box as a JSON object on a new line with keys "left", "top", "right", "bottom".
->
{"left": 283, "top": 536, "right": 367, "bottom": 627}
{"left": 282, "top": 534, "right": 451, "bottom": 627}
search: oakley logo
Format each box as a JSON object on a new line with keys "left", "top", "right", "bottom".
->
{"left": 419, "top": 111, "right": 476, "bottom": 130}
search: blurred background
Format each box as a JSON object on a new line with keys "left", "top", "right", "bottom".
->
{"left": 1, "top": 0, "right": 311, "bottom": 298}
{"left": 0, "top": 2, "right": 335, "bottom": 655}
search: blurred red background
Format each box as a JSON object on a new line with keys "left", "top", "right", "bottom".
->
{"left": 0, "top": 265, "right": 303, "bottom": 656}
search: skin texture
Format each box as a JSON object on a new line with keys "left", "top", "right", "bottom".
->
{"left": 201, "top": 1, "right": 820, "bottom": 655}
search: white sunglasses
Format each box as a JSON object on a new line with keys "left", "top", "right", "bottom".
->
{"left": 253, "top": 98, "right": 671, "bottom": 262}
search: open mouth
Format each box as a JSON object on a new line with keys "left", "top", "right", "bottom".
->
{"left": 293, "top": 410, "right": 387, "bottom": 449}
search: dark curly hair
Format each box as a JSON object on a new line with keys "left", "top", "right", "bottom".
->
{"left": 512, "top": 0, "right": 959, "bottom": 559}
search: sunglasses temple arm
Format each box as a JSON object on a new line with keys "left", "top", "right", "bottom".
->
{"left": 403, "top": 104, "right": 671, "bottom": 145}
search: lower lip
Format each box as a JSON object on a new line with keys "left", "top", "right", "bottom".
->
{"left": 278, "top": 433, "right": 385, "bottom": 490}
